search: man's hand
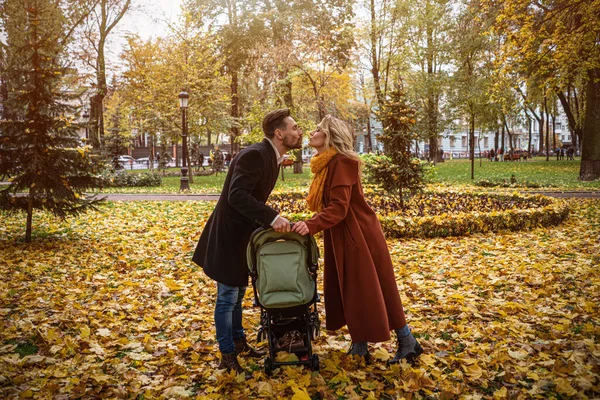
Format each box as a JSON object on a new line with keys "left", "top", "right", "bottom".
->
{"left": 291, "top": 221, "right": 309, "bottom": 236}
{"left": 272, "top": 216, "right": 291, "bottom": 233}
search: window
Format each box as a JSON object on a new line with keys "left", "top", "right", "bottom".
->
{"left": 484, "top": 137, "right": 489, "bottom": 147}
{"left": 461, "top": 136, "right": 467, "bottom": 147}
{"left": 450, "top": 137, "right": 456, "bottom": 148}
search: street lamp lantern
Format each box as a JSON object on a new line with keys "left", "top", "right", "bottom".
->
{"left": 178, "top": 90, "right": 189, "bottom": 109}
{"left": 178, "top": 90, "right": 190, "bottom": 191}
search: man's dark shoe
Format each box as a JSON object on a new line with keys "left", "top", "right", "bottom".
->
{"left": 234, "top": 338, "right": 266, "bottom": 358}
{"left": 388, "top": 334, "right": 423, "bottom": 365}
{"left": 218, "top": 352, "right": 246, "bottom": 374}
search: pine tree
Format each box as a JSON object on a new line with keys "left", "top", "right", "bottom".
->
{"left": 370, "top": 85, "right": 425, "bottom": 208}
{"left": 0, "top": 0, "right": 103, "bottom": 242}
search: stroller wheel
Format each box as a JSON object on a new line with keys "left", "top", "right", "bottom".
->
{"left": 311, "top": 354, "right": 319, "bottom": 371}
{"left": 264, "top": 356, "right": 273, "bottom": 376}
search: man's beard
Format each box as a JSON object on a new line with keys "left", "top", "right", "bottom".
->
{"left": 283, "top": 135, "right": 303, "bottom": 150}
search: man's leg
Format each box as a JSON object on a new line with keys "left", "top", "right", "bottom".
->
{"left": 231, "top": 286, "right": 247, "bottom": 342}
{"left": 231, "top": 286, "right": 265, "bottom": 358}
{"left": 215, "top": 282, "right": 245, "bottom": 373}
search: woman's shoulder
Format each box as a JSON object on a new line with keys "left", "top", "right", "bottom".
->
{"left": 331, "top": 154, "right": 359, "bottom": 167}
{"left": 329, "top": 154, "right": 359, "bottom": 187}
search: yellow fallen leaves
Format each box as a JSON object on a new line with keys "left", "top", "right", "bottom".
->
{"left": 0, "top": 199, "right": 599, "bottom": 398}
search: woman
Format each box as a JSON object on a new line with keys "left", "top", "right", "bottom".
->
{"left": 292, "top": 115, "right": 422, "bottom": 364}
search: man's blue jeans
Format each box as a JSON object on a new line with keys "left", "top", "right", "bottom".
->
{"left": 215, "top": 282, "right": 247, "bottom": 354}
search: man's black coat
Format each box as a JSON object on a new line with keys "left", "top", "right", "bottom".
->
{"left": 192, "top": 139, "right": 279, "bottom": 286}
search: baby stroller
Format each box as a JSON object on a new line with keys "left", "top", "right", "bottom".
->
{"left": 247, "top": 227, "right": 321, "bottom": 375}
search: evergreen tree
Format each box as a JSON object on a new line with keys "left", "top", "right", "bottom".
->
{"left": 370, "top": 85, "right": 426, "bottom": 208}
{"left": 0, "top": 0, "right": 103, "bottom": 242}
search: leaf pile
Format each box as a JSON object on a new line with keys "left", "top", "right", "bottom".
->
{"left": 0, "top": 199, "right": 598, "bottom": 398}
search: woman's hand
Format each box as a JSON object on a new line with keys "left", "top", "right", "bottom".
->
{"left": 291, "top": 221, "right": 310, "bottom": 236}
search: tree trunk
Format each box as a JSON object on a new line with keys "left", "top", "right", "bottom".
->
{"left": 557, "top": 91, "right": 584, "bottom": 149}
{"left": 539, "top": 108, "right": 545, "bottom": 154}
{"left": 501, "top": 123, "right": 505, "bottom": 154}
{"left": 370, "top": 0, "right": 384, "bottom": 108}
{"left": 580, "top": 68, "right": 600, "bottom": 180}
{"left": 552, "top": 112, "right": 556, "bottom": 152}
{"left": 426, "top": 8, "right": 438, "bottom": 165}
{"left": 470, "top": 111, "right": 475, "bottom": 179}
{"left": 528, "top": 118, "right": 532, "bottom": 154}
{"left": 25, "top": 187, "right": 34, "bottom": 243}
{"left": 494, "top": 129, "right": 499, "bottom": 151}
{"left": 230, "top": 68, "right": 240, "bottom": 153}
{"left": 545, "top": 97, "right": 550, "bottom": 161}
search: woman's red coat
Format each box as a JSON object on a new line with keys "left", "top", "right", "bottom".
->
{"left": 305, "top": 155, "right": 407, "bottom": 343}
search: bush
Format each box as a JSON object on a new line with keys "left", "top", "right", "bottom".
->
{"left": 99, "top": 171, "right": 162, "bottom": 187}
{"left": 267, "top": 189, "right": 570, "bottom": 239}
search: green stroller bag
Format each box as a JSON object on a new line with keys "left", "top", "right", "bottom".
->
{"left": 247, "top": 229, "right": 318, "bottom": 309}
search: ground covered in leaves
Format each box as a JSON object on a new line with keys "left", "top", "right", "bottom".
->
{"left": 1, "top": 199, "right": 599, "bottom": 399}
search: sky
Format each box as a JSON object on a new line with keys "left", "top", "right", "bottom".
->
{"left": 109, "top": 0, "right": 183, "bottom": 60}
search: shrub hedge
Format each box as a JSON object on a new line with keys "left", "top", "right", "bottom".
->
{"left": 267, "top": 189, "right": 570, "bottom": 239}
{"left": 99, "top": 171, "right": 162, "bottom": 187}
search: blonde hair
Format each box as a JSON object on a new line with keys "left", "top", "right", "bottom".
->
{"left": 318, "top": 115, "right": 362, "bottom": 165}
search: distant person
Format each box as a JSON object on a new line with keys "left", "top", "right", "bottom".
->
{"left": 498, "top": 147, "right": 504, "bottom": 162}
{"left": 198, "top": 151, "right": 205, "bottom": 170}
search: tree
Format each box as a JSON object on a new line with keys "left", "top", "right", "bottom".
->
{"left": 103, "top": 91, "right": 131, "bottom": 170}
{"left": 450, "top": 0, "right": 493, "bottom": 180}
{"left": 0, "top": 0, "right": 103, "bottom": 242}
{"left": 370, "top": 85, "right": 424, "bottom": 208}
{"left": 488, "top": 0, "right": 600, "bottom": 180}
{"left": 79, "top": 0, "right": 131, "bottom": 149}
{"left": 405, "top": 0, "right": 452, "bottom": 164}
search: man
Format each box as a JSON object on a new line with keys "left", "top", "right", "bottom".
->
{"left": 192, "top": 109, "right": 303, "bottom": 375}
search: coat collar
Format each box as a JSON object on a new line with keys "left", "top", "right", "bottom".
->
{"left": 261, "top": 138, "right": 279, "bottom": 173}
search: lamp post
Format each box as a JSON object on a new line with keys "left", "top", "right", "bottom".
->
{"left": 82, "top": 110, "right": 90, "bottom": 142}
{"left": 179, "top": 90, "right": 190, "bottom": 191}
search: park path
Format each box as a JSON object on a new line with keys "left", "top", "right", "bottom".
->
{"left": 96, "top": 191, "right": 600, "bottom": 201}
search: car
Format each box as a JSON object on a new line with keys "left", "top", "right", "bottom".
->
{"left": 118, "top": 155, "right": 134, "bottom": 163}
{"left": 135, "top": 157, "right": 150, "bottom": 164}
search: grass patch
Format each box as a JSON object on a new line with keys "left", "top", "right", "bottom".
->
{"left": 96, "top": 167, "right": 311, "bottom": 194}
{"left": 92, "top": 156, "right": 600, "bottom": 194}
{"left": 433, "top": 157, "right": 600, "bottom": 189}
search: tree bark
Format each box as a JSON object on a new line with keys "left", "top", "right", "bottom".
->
{"left": 25, "top": 187, "right": 34, "bottom": 243}
{"left": 580, "top": 68, "right": 600, "bottom": 180}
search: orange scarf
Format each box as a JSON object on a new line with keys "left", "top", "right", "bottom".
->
{"left": 306, "top": 148, "right": 338, "bottom": 212}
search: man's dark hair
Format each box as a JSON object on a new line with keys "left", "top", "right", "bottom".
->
{"left": 262, "top": 108, "right": 291, "bottom": 138}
